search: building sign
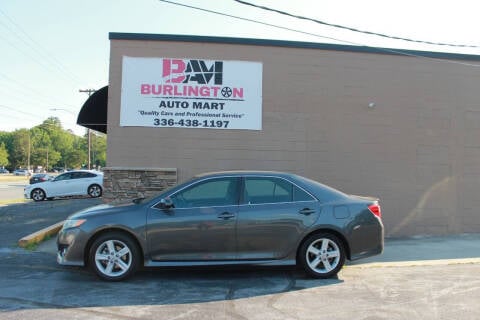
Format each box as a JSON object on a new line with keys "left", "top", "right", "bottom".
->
{"left": 120, "top": 56, "right": 263, "bottom": 130}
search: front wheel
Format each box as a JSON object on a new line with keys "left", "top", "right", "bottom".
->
{"left": 299, "top": 233, "right": 346, "bottom": 278}
{"left": 31, "top": 188, "right": 46, "bottom": 202}
{"left": 88, "top": 184, "right": 102, "bottom": 198}
{"left": 89, "top": 232, "right": 139, "bottom": 281}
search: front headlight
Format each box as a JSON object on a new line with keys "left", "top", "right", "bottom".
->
{"left": 62, "top": 219, "right": 86, "bottom": 230}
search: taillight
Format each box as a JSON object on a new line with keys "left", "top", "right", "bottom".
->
{"left": 368, "top": 204, "right": 382, "bottom": 219}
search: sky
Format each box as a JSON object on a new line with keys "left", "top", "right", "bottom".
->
{"left": 1, "top": 0, "right": 479, "bottom": 136}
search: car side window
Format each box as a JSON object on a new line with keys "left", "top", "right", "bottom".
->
{"left": 244, "top": 177, "right": 294, "bottom": 204}
{"left": 170, "top": 177, "right": 239, "bottom": 209}
{"left": 293, "top": 185, "right": 316, "bottom": 202}
{"left": 70, "top": 172, "right": 81, "bottom": 179}
{"left": 75, "top": 172, "right": 94, "bottom": 179}
{"left": 55, "top": 173, "right": 71, "bottom": 181}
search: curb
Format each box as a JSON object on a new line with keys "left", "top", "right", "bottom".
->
{"left": 18, "top": 221, "right": 65, "bottom": 248}
{"left": 347, "top": 257, "right": 480, "bottom": 269}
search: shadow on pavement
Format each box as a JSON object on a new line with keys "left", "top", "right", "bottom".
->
{"left": 348, "top": 233, "right": 480, "bottom": 265}
{"left": 1, "top": 250, "right": 343, "bottom": 310}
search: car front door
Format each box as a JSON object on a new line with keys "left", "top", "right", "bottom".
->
{"left": 236, "top": 176, "right": 320, "bottom": 260}
{"left": 47, "top": 172, "right": 74, "bottom": 196}
{"left": 146, "top": 177, "right": 240, "bottom": 261}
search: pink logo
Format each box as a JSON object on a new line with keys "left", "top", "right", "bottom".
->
{"left": 162, "top": 59, "right": 223, "bottom": 85}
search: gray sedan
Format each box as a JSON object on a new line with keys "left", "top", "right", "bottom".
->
{"left": 57, "top": 171, "right": 384, "bottom": 281}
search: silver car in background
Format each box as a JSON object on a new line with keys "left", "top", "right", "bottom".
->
{"left": 57, "top": 171, "right": 383, "bottom": 281}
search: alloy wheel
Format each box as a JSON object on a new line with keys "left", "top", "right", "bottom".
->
{"left": 305, "top": 238, "right": 341, "bottom": 274}
{"left": 94, "top": 239, "right": 133, "bottom": 278}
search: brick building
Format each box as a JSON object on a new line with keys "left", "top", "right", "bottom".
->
{"left": 80, "top": 33, "right": 480, "bottom": 237}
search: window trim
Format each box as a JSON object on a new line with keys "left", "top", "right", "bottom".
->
{"left": 241, "top": 175, "right": 318, "bottom": 205}
{"left": 151, "top": 174, "right": 319, "bottom": 210}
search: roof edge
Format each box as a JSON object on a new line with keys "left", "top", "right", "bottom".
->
{"left": 109, "top": 32, "right": 480, "bottom": 62}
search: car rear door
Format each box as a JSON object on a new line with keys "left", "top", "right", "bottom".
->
{"left": 72, "top": 171, "right": 97, "bottom": 195}
{"left": 236, "top": 176, "right": 320, "bottom": 260}
{"left": 146, "top": 176, "right": 240, "bottom": 261}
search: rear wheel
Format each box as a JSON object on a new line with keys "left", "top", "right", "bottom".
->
{"left": 299, "top": 233, "right": 345, "bottom": 278}
{"left": 31, "top": 188, "right": 46, "bottom": 202}
{"left": 88, "top": 232, "right": 139, "bottom": 281}
{"left": 88, "top": 184, "right": 102, "bottom": 198}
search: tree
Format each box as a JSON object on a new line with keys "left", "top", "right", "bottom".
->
{"left": 0, "top": 117, "right": 106, "bottom": 170}
{"left": 0, "top": 143, "right": 8, "bottom": 167}
{"left": 63, "top": 148, "right": 86, "bottom": 169}
{"left": 0, "top": 131, "right": 14, "bottom": 169}
{"left": 10, "top": 129, "right": 30, "bottom": 169}
{"left": 91, "top": 132, "right": 107, "bottom": 168}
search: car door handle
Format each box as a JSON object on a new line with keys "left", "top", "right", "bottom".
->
{"left": 299, "top": 208, "right": 315, "bottom": 215}
{"left": 218, "top": 212, "right": 235, "bottom": 220}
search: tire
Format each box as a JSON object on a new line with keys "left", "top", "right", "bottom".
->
{"left": 31, "top": 188, "right": 46, "bottom": 202}
{"left": 299, "top": 233, "right": 346, "bottom": 279}
{"left": 89, "top": 232, "right": 139, "bottom": 281}
{"left": 88, "top": 184, "right": 102, "bottom": 198}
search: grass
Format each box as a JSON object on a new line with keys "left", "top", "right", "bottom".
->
{"left": 23, "top": 234, "right": 52, "bottom": 251}
{"left": 23, "top": 241, "right": 38, "bottom": 251}
{"left": 0, "top": 198, "right": 28, "bottom": 205}
{"left": 0, "top": 175, "right": 29, "bottom": 183}
{"left": 0, "top": 176, "right": 28, "bottom": 205}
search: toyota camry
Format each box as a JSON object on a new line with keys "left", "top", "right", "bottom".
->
{"left": 57, "top": 171, "right": 383, "bottom": 281}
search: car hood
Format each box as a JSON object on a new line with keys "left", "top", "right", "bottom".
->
{"left": 67, "top": 202, "right": 138, "bottom": 220}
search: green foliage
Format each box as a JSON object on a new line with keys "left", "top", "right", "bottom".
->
{"left": 91, "top": 132, "right": 107, "bottom": 168}
{"left": 0, "top": 117, "right": 107, "bottom": 170}
{"left": 0, "top": 143, "right": 8, "bottom": 166}
{"left": 9, "top": 129, "right": 30, "bottom": 169}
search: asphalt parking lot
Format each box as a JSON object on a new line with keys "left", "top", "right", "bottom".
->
{"left": 1, "top": 195, "right": 480, "bottom": 319}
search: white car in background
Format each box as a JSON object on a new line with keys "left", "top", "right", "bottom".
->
{"left": 14, "top": 169, "right": 29, "bottom": 176}
{"left": 24, "top": 170, "right": 104, "bottom": 201}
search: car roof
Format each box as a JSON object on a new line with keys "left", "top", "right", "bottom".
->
{"left": 194, "top": 170, "right": 295, "bottom": 179}
{"left": 58, "top": 170, "right": 103, "bottom": 174}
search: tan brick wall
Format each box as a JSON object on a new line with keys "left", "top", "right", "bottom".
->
{"left": 106, "top": 37, "right": 480, "bottom": 237}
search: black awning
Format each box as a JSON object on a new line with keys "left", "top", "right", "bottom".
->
{"left": 77, "top": 86, "right": 108, "bottom": 133}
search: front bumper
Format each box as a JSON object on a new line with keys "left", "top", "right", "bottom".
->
{"left": 56, "top": 227, "right": 87, "bottom": 266}
{"left": 57, "top": 250, "right": 84, "bottom": 266}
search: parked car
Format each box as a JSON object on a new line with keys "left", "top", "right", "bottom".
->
{"left": 14, "top": 169, "right": 29, "bottom": 176}
{"left": 29, "top": 173, "right": 52, "bottom": 184}
{"left": 0, "top": 168, "right": 9, "bottom": 174}
{"left": 24, "top": 170, "right": 103, "bottom": 201}
{"left": 57, "top": 171, "right": 384, "bottom": 281}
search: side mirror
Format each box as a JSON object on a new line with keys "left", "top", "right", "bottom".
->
{"left": 159, "top": 197, "right": 173, "bottom": 209}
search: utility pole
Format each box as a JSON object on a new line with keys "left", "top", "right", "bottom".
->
{"left": 27, "top": 132, "right": 30, "bottom": 171}
{"left": 79, "top": 89, "right": 96, "bottom": 170}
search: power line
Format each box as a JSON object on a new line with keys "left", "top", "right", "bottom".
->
{"left": 0, "top": 8, "right": 85, "bottom": 85}
{"left": 0, "top": 104, "right": 43, "bottom": 120}
{"left": 157, "top": 0, "right": 353, "bottom": 44}
{"left": 0, "top": 73, "right": 78, "bottom": 109}
{"left": 157, "top": 0, "right": 480, "bottom": 68}
{"left": 233, "top": 0, "right": 480, "bottom": 49}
